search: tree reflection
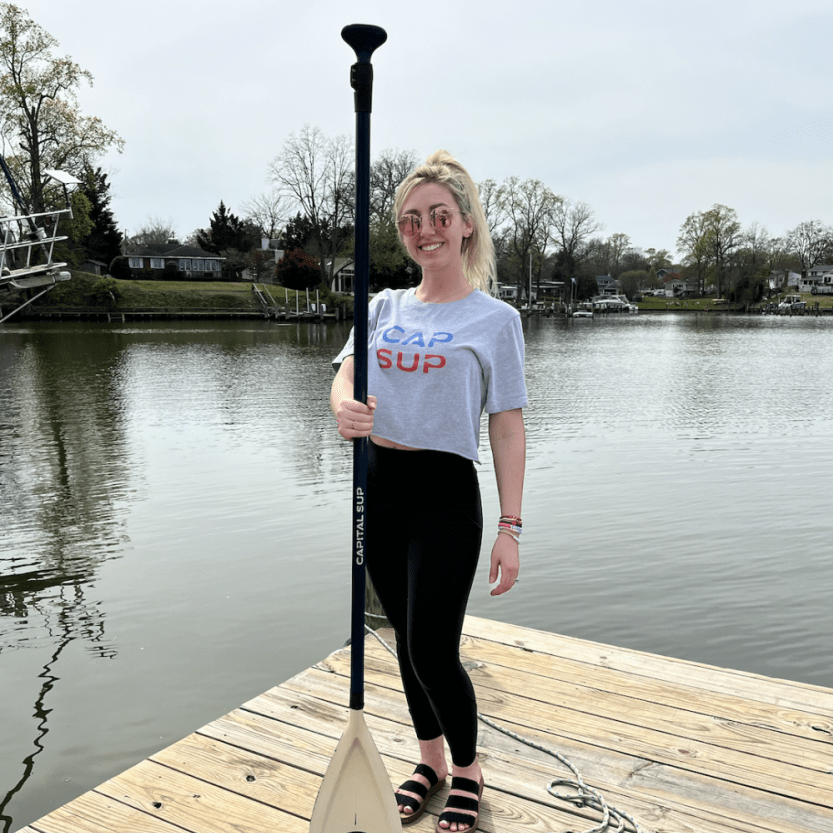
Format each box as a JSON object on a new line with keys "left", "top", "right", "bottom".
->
{"left": 0, "top": 326, "right": 133, "bottom": 832}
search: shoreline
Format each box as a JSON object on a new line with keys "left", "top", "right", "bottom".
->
{"left": 4, "top": 271, "right": 831, "bottom": 322}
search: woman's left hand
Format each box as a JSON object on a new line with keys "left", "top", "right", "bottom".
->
{"left": 489, "top": 533, "right": 519, "bottom": 596}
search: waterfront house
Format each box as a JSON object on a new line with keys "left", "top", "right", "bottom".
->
{"left": 768, "top": 270, "right": 801, "bottom": 291}
{"left": 323, "top": 257, "right": 355, "bottom": 293}
{"left": 126, "top": 243, "right": 225, "bottom": 279}
{"left": 596, "top": 274, "right": 618, "bottom": 295}
{"left": 800, "top": 264, "right": 833, "bottom": 293}
{"left": 660, "top": 271, "right": 698, "bottom": 297}
{"left": 241, "top": 240, "right": 284, "bottom": 283}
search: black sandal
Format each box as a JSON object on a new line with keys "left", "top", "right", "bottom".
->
{"left": 395, "top": 763, "right": 445, "bottom": 824}
{"left": 436, "top": 774, "right": 484, "bottom": 832}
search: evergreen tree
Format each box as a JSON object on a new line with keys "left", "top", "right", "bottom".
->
{"left": 196, "top": 201, "right": 259, "bottom": 254}
{"left": 281, "top": 212, "right": 316, "bottom": 251}
{"left": 78, "top": 166, "right": 123, "bottom": 266}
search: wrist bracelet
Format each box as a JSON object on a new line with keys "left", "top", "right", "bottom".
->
{"left": 498, "top": 522, "right": 522, "bottom": 535}
{"left": 498, "top": 528, "right": 520, "bottom": 544}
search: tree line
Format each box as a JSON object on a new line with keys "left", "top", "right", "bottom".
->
{"left": 3, "top": 5, "right": 829, "bottom": 298}
{"left": 676, "top": 207, "right": 832, "bottom": 304}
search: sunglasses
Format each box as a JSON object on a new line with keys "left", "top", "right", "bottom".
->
{"left": 397, "top": 208, "right": 459, "bottom": 238}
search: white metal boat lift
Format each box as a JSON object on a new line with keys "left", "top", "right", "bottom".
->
{"left": 0, "top": 166, "right": 79, "bottom": 324}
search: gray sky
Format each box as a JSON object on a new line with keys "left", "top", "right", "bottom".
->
{"left": 34, "top": 0, "right": 833, "bottom": 259}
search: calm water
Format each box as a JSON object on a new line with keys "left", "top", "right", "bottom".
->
{"left": 2, "top": 313, "right": 832, "bottom": 830}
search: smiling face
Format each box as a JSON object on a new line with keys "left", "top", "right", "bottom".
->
{"left": 397, "top": 182, "right": 473, "bottom": 276}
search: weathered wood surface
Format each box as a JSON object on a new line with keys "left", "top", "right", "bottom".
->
{"left": 18, "top": 615, "right": 833, "bottom": 833}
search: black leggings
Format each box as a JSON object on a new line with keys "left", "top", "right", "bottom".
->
{"left": 366, "top": 440, "right": 483, "bottom": 766}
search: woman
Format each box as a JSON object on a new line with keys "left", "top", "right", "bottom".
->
{"left": 331, "top": 150, "right": 526, "bottom": 833}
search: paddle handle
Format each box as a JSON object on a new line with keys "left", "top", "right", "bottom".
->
{"left": 343, "top": 24, "right": 386, "bottom": 711}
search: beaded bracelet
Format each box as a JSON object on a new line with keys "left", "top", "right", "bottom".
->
{"left": 500, "top": 515, "right": 522, "bottom": 525}
{"left": 498, "top": 522, "right": 522, "bottom": 535}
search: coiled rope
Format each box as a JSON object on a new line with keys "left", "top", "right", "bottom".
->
{"left": 365, "top": 624, "right": 647, "bottom": 833}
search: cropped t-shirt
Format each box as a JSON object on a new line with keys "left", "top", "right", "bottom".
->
{"left": 333, "top": 287, "right": 527, "bottom": 462}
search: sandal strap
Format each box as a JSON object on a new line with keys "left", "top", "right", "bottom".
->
{"left": 439, "top": 776, "right": 483, "bottom": 827}
{"left": 441, "top": 794, "right": 479, "bottom": 813}
{"left": 394, "top": 764, "right": 443, "bottom": 814}
{"left": 449, "top": 775, "right": 482, "bottom": 795}
{"left": 394, "top": 791, "right": 422, "bottom": 812}
{"left": 439, "top": 810, "right": 478, "bottom": 825}
{"left": 395, "top": 779, "right": 428, "bottom": 801}
{"left": 413, "top": 763, "right": 441, "bottom": 787}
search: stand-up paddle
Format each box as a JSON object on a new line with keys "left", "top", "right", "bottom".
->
{"left": 309, "top": 23, "right": 397, "bottom": 833}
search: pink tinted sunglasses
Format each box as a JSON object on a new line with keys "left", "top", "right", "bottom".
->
{"left": 397, "top": 208, "right": 459, "bottom": 238}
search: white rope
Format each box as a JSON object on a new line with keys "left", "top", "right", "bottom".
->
{"left": 365, "top": 625, "right": 647, "bottom": 833}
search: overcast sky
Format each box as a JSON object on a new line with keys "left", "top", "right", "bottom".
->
{"left": 32, "top": 0, "right": 833, "bottom": 260}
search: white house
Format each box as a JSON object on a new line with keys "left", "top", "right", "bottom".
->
{"left": 800, "top": 264, "right": 833, "bottom": 293}
{"left": 769, "top": 270, "right": 801, "bottom": 291}
{"left": 323, "top": 258, "right": 355, "bottom": 293}
{"left": 659, "top": 271, "right": 698, "bottom": 297}
{"left": 596, "top": 274, "right": 618, "bottom": 295}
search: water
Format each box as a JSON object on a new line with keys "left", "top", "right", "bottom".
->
{"left": 2, "top": 313, "right": 832, "bottom": 831}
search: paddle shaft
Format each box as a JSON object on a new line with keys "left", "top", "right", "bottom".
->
{"left": 342, "top": 23, "right": 387, "bottom": 712}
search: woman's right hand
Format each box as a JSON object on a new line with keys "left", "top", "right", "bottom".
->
{"left": 334, "top": 395, "right": 377, "bottom": 440}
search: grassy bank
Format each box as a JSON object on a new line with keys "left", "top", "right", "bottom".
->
{"left": 30, "top": 273, "right": 833, "bottom": 317}
{"left": 636, "top": 292, "right": 833, "bottom": 312}
{"left": 32, "top": 272, "right": 350, "bottom": 314}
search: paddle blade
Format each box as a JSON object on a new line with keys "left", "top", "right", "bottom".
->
{"left": 309, "top": 707, "right": 399, "bottom": 833}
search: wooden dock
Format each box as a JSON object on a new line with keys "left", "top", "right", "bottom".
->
{"left": 16, "top": 616, "right": 833, "bottom": 833}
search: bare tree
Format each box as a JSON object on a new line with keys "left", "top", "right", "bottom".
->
{"left": 785, "top": 219, "right": 833, "bottom": 273}
{"left": 499, "top": 176, "right": 559, "bottom": 299}
{"left": 126, "top": 216, "right": 177, "bottom": 250}
{"left": 241, "top": 191, "right": 287, "bottom": 241}
{"left": 370, "top": 147, "right": 419, "bottom": 222}
{"left": 605, "top": 232, "right": 632, "bottom": 278}
{"left": 268, "top": 125, "right": 353, "bottom": 286}
{"left": 550, "top": 199, "right": 602, "bottom": 288}
{"left": 477, "top": 178, "right": 506, "bottom": 237}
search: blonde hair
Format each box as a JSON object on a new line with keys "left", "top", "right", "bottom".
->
{"left": 393, "top": 150, "right": 497, "bottom": 295}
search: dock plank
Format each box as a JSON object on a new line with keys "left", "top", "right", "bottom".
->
{"left": 312, "top": 645, "right": 832, "bottom": 804}
{"left": 17, "top": 615, "right": 833, "bottom": 833}
{"left": 463, "top": 617, "right": 833, "bottom": 715}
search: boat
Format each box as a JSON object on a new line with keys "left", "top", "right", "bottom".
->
{"left": 593, "top": 295, "right": 638, "bottom": 314}
{"left": 777, "top": 295, "right": 806, "bottom": 315}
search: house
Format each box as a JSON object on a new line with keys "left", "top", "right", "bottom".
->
{"left": 323, "top": 258, "right": 355, "bottom": 293}
{"left": 241, "top": 240, "right": 284, "bottom": 283}
{"left": 596, "top": 275, "right": 618, "bottom": 295}
{"left": 537, "top": 280, "right": 565, "bottom": 302}
{"left": 126, "top": 243, "right": 224, "bottom": 278}
{"left": 497, "top": 284, "right": 519, "bottom": 302}
{"left": 768, "top": 270, "right": 801, "bottom": 291}
{"left": 660, "top": 272, "right": 698, "bottom": 297}
{"left": 79, "top": 259, "right": 108, "bottom": 276}
{"left": 800, "top": 264, "right": 833, "bottom": 293}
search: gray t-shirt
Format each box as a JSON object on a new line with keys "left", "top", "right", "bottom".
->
{"left": 333, "top": 287, "right": 527, "bottom": 462}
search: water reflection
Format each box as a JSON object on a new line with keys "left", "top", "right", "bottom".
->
{"left": 2, "top": 315, "right": 833, "bottom": 833}
{"left": 1, "top": 327, "right": 133, "bottom": 831}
